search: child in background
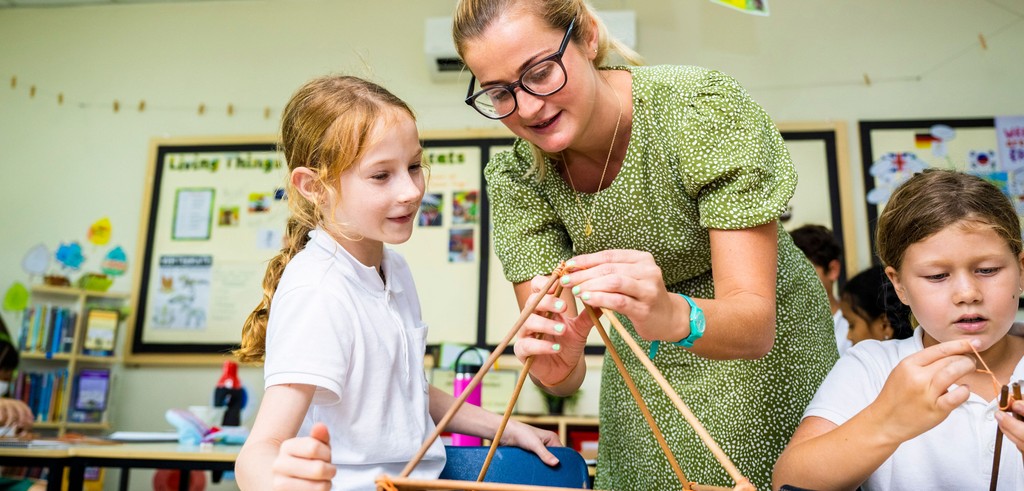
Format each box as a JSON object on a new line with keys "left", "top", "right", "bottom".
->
{"left": 233, "top": 75, "right": 560, "bottom": 491}
{"left": 0, "top": 318, "right": 44, "bottom": 491}
{"left": 0, "top": 318, "right": 32, "bottom": 435}
{"left": 840, "top": 265, "right": 913, "bottom": 345}
{"left": 791, "top": 224, "right": 850, "bottom": 354}
{"left": 774, "top": 169, "right": 1024, "bottom": 490}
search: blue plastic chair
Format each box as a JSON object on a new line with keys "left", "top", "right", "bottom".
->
{"left": 440, "top": 446, "right": 590, "bottom": 489}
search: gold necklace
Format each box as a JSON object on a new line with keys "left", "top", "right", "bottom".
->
{"left": 563, "top": 82, "right": 623, "bottom": 237}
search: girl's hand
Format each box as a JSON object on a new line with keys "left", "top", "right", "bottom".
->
{"left": 558, "top": 250, "right": 683, "bottom": 342}
{"left": 868, "top": 339, "right": 978, "bottom": 444}
{"left": 512, "top": 275, "right": 592, "bottom": 388}
{"left": 0, "top": 398, "right": 34, "bottom": 435}
{"left": 997, "top": 400, "right": 1024, "bottom": 453}
{"left": 499, "top": 419, "right": 562, "bottom": 466}
{"left": 271, "top": 423, "right": 336, "bottom": 490}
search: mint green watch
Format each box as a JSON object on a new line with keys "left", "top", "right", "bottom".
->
{"left": 674, "top": 294, "right": 706, "bottom": 348}
{"left": 647, "top": 294, "right": 706, "bottom": 359}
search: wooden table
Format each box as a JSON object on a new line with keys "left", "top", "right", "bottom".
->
{"left": 0, "top": 442, "right": 239, "bottom": 491}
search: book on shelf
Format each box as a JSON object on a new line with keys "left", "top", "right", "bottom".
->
{"left": 69, "top": 368, "right": 110, "bottom": 423}
{"left": 18, "top": 304, "right": 76, "bottom": 355}
{"left": 12, "top": 368, "right": 68, "bottom": 423}
{"left": 82, "top": 309, "right": 119, "bottom": 357}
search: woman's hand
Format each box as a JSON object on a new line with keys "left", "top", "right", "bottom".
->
{"left": 867, "top": 339, "right": 978, "bottom": 444}
{"left": 556, "top": 250, "right": 685, "bottom": 342}
{"left": 271, "top": 423, "right": 336, "bottom": 490}
{"left": 499, "top": 419, "right": 563, "bottom": 466}
{"left": 512, "top": 275, "right": 592, "bottom": 389}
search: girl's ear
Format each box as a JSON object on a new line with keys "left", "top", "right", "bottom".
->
{"left": 884, "top": 266, "right": 909, "bottom": 305}
{"left": 291, "top": 167, "right": 321, "bottom": 202}
{"left": 1017, "top": 251, "right": 1024, "bottom": 294}
{"left": 879, "top": 316, "right": 895, "bottom": 341}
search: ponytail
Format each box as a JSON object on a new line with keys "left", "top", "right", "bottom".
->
{"left": 235, "top": 218, "right": 313, "bottom": 363}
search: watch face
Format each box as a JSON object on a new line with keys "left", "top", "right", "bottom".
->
{"left": 691, "top": 304, "right": 706, "bottom": 333}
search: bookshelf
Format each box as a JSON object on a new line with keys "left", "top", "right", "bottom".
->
{"left": 13, "top": 285, "right": 128, "bottom": 436}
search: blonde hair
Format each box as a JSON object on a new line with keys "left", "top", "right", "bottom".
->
{"left": 235, "top": 75, "right": 415, "bottom": 363}
{"left": 876, "top": 169, "right": 1023, "bottom": 272}
{"left": 453, "top": 0, "right": 643, "bottom": 179}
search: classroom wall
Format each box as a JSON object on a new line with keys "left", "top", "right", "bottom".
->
{"left": 1, "top": 1, "right": 1023, "bottom": 488}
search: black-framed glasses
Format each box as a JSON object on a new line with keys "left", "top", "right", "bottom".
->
{"left": 464, "top": 18, "right": 576, "bottom": 120}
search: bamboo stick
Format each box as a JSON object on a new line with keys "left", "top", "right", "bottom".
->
{"left": 399, "top": 267, "right": 563, "bottom": 478}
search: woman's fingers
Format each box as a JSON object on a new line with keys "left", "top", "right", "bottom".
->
{"left": 567, "top": 249, "right": 653, "bottom": 271}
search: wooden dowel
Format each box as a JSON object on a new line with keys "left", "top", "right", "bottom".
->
{"left": 991, "top": 384, "right": 1009, "bottom": 491}
{"left": 377, "top": 475, "right": 736, "bottom": 491}
{"left": 477, "top": 284, "right": 564, "bottom": 481}
{"left": 400, "top": 267, "right": 563, "bottom": 478}
{"left": 1013, "top": 382, "right": 1022, "bottom": 421}
{"left": 582, "top": 305, "right": 690, "bottom": 487}
{"left": 596, "top": 306, "right": 751, "bottom": 488}
{"left": 377, "top": 476, "right": 588, "bottom": 491}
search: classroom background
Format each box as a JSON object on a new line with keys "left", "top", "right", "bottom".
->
{"left": 1, "top": 0, "right": 1023, "bottom": 489}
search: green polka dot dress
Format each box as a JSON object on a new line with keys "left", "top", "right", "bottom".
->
{"left": 485, "top": 65, "right": 838, "bottom": 491}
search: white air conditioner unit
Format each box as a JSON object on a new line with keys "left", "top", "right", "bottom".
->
{"left": 425, "top": 17, "right": 465, "bottom": 82}
{"left": 424, "top": 11, "right": 637, "bottom": 83}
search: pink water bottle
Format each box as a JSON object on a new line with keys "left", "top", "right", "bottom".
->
{"left": 452, "top": 347, "right": 483, "bottom": 446}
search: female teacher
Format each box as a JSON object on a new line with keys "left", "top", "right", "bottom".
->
{"left": 452, "top": 0, "right": 838, "bottom": 489}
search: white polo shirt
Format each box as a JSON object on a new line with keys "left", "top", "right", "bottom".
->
{"left": 264, "top": 228, "right": 445, "bottom": 491}
{"left": 804, "top": 328, "right": 1024, "bottom": 490}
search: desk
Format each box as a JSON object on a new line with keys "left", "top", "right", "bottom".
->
{"left": 0, "top": 442, "right": 239, "bottom": 491}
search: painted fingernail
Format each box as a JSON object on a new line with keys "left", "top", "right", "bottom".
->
{"left": 553, "top": 323, "right": 565, "bottom": 333}
{"left": 571, "top": 285, "right": 581, "bottom": 296}
{"left": 554, "top": 300, "right": 565, "bottom": 311}
{"left": 581, "top": 292, "right": 591, "bottom": 301}
{"left": 566, "top": 259, "right": 576, "bottom": 270}
{"left": 560, "top": 275, "right": 571, "bottom": 286}
{"left": 552, "top": 343, "right": 561, "bottom": 352}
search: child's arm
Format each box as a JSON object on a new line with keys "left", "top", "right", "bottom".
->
{"left": 428, "top": 386, "right": 562, "bottom": 465}
{"left": 0, "top": 398, "right": 34, "bottom": 435}
{"left": 997, "top": 399, "right": 1024, "bottom": 453}
{"left": 772, "top": 339, "right": 978, "bottom": 491}
{"left": 236, "top": 384, "right": 335, "bottom": 491}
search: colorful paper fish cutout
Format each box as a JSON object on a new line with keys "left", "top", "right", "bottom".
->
{"left": 55, "top": 242, "right": 85, "bottom": 270}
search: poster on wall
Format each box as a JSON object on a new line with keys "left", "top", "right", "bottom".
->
{"left": 130, "top": 139, "right": 291, "bottom": 360}
{"left": 709, "top": 0, "right": 769, "bottom": 16}
{"left": 859, "top": 118, "right": 1022, "bottom": 257}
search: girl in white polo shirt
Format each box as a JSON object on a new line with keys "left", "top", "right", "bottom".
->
{"left": 233, "top": 75, "right": 560, "bottom": 491}
{"left": 774, "top": 169, "right": 1024, "bottom": 490}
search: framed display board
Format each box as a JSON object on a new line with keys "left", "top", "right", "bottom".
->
{"left": 778, "top": 121, "right": 858, "bottom": 280}
{"left": 858, "top": 118, "right": 1014, "bottom": 259}
{"left": 127, "top": 136, "right": 288, "bottom": 363}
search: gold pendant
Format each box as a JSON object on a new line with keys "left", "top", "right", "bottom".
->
{"left": 584, "top": 223, "right": 593, "bottom": 237}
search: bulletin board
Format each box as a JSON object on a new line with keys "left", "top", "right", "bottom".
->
{"left": 127, "top": 136, "right": 289, "bottom": 364}
{"left": 858, "top": 117, "right": 1024, "bottom": 261}
{"left": 778, "top": 121, "right": 858, "bottom": 280}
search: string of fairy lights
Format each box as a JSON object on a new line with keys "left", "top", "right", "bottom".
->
{"left": 3, "top": 3, "right": 1023, "bottom": 115}
{"left": 5, "top": 75, "right": 278, "bottom": 120}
